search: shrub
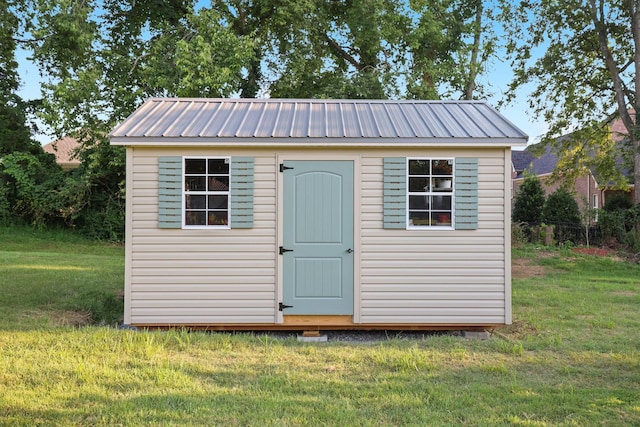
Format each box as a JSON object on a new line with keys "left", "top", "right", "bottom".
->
{"left": 603, "top": 193, "right": 633, "bottom": 212}
{"left": 511, "top": 222, "right": 528, "bottom": 247}
{"left": 543, "top": 187, "right": 581, "bottom": 225}
{"left": 512, "top": 173, "right": 546, "bottom": 223}
{"left": 0, "top": 151, "right": 66, "bottom": 227}
{"left": 598, "top": 204, "right": 640, "bottom": 251}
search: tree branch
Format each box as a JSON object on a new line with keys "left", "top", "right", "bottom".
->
{"left": 12, "top": 36, "right": 46, "bottom": 44}
{"left": 323, "top": 33, "right": 363, "bottom": 70}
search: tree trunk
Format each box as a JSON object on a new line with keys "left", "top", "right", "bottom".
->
{"left": 591, "top": 0, "right": 639, "bottom": 203}
{"left": 630, "top": 1, "right": 640, "bottom": 204}
{"left": 463, "top": 3, "right": 483, "bottom": 100}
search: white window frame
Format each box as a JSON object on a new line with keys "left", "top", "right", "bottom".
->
{"left": 182, "top": 156, "right": 231, "bottom": 229}
{"left": 406, "top": 157, "right": 455, "bottom": 230}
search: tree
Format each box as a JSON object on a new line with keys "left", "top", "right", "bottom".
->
{"left": 11, "top": 0, "right": 503, "bottom": 238}
{"left": 500, "top": 0, "right": 640, "bottom": 201}
{"left": 13, "top": 0, "right": 258, "bottom": 239}
{"left": 213, "top": 0, "right": 498, "bottom": 100}
{"left": 512, "top": 172, "right": 546, "bottom": 223}
{"left": 0, "top": 0, "right": 40, "bottom": 156}
{"left": 0, "top": 1, "right": 68, "bottom": 226}
{"left": 408, "top": 0, "right": 497, "bottom": 100}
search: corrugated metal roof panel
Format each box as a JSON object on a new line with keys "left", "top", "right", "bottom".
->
{"left": 338, "top": 101, "right": 362, "bottom": 138}
{"left": 109, "top": 98, "right": 528, "bottom": 145}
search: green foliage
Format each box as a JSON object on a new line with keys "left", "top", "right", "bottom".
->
{"left": 511, "top": 222, "right": 529, "bottom": 247}
{"left": 0, "top": 151, "right": 66, "bottom": 227}
{"left": 542, "top": 187, "right": 581, "bottom": 225}
{"left": 0, "top": 95, "right": 36, "bottom": 156}
{"left": 598, "top": 204, "right": 640, "bottom": 251}
{"left": 512, "top": 172, "right": 546, "bottom": 223}
{"left": 67, "top": 134, "right": 126, "bottom": 241}
{"left": 603, "top": 193, "right": 633, "bottom": 211}
{"left": 0, "top": 1, "right": 19, "bottom": 96}
{"left": 500, "top": 0, "right": 640, "bottom": 201}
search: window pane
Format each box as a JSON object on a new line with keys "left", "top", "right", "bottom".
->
{"left": 434, "top": 212, "right": 451, "bottom": 225}
{"left": 432, "top": 159, "right": 452, "bottom": 176}
{"left": 409, "top": 195, "right": 429, "bottom": 210}
{"left": 208, "top": 195, "right": 228, "bottom": 209}
{"left": 409, "top": 211, "right": 431, "bottom": 226}
{"left": 185, "top": 211, "right": 206, "bottom": 225}
{"left": 208, "top": 211, "right": 228, "bottom": 225}
{"left": 408, "top": 159, "right": 429, "bottom": 175}
{"left": 185, "top": 177, "right": 205, "bottom": 191}
{"left": 434, "top": 178, "right": 452, "bottom": 190}
{"left": 208, "top": 158, "right": 229, "bottom": 174}
{"left": 186, "top": 195, "right": 206, "bottom": 209}
{"left": 208, "top": 176, "right": 229, "bottom": 191}
{"left": 409, "top": 177, "right": 430, "bottom": 192}
{"left": 185, "top": 159, "right": 206, "bottom": 174}
{"left": 432, "top": 195, "right": 452, "bottom": 210}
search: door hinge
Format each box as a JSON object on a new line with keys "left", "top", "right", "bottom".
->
{"left": 279, "top": 302, "right": 293, "bottom": 311}
{"left": 279, "top": 163, "right": 293, "bottom": 172}
{"left": 279, "top": 246, "right": 293, "bottom": 255}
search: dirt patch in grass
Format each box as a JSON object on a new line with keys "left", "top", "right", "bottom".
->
{"left": 609, "top": 291, "right": 638, "bottom": 297}
{"left": 494, "top": 319, "right": 538, "bottom": 340}
{"left": 51, "top": 310, "right": 92, "bottom": 327}
{"left": 572, "top": 247, "right": 617, "bottom": 257}
{"left": 512, "top": 257, "right": 547, "bottom": 279}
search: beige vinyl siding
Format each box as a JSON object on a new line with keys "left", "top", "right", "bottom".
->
{"left": 125, "top": 146, "right": 509, "bottom": 326}
{"left": 360, "top": 151, "right": 507, "bottom": 324}
{"left": 127, "top": 149, "right": 277, "bottom": 325}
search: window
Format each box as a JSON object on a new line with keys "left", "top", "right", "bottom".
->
{"left": 407, "top": 158, "right": 454, "bottom": 228}
{"left": 593, "top": 194, "right": 599, "bottom": 222}
{"left": 183, "top": 157, "right": 230, "bottom": 227}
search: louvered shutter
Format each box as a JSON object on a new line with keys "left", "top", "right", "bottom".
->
{"left": 158, "top": 156, "right": 182, "bottom": 228}
{"left": 230, "top": 157, "right": 254, "bottom": 228}
{"left": 383, "top": 157, "right": 406, "bottom": 229}
{"left": 454, "top": 158, "right": 478, "bottom": 230}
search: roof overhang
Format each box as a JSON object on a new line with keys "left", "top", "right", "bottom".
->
{"left": 110, "top": 136, "right": 528, "bottom": 148}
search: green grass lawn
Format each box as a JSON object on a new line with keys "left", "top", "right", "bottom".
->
{"left": 0, "top": 227, "right": 639, "bottom": 426}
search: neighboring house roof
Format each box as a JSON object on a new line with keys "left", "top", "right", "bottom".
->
{"left": 109, "top": 98, "right": 528, "bottom": 146}
{"left": 42, "top": 136, "right": 81, "bottom": 169}
{"left": 512, "top": 114, "right": 635, "bottom": 184}
{"left": 512, "top": 145, "right": 558, "bottom": 179}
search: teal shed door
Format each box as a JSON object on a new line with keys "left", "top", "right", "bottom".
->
{"left": 282, "top": 161, "right": 354, "bottom": 315}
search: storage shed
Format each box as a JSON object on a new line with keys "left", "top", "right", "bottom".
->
{"left": 109, "top": 98, "right": 528, "bottom": 331}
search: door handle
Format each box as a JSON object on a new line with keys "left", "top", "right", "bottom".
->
{"left": 346, "top": 248, "right": 353, "bottom": 253}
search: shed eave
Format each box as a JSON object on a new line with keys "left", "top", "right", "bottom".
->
{"left": 109, "top": 136, "right": 528, "bottom": 148}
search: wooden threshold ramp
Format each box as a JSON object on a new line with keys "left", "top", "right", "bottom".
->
{"left": 131, "top": 316, "right": 498, "bottom": 332}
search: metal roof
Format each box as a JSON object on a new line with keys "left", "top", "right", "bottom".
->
{"left": 109, "top": 98, "right": 528, "bottom": 146}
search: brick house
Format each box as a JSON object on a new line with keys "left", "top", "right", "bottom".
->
{"left": 512, "top": 117, "right": 635, "bottom": 214}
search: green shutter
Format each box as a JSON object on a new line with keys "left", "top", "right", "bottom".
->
{"left": 230, "top": 157, "right": 254, "bottom": 229}
{"left": 158, "top": 156, "right": 183, "bottom": 229}
{"left": 455, "top": 157, "right": 478, "bottom": 230}
{"left": 383, "top": 157, "right": 406, "bottom": 229}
